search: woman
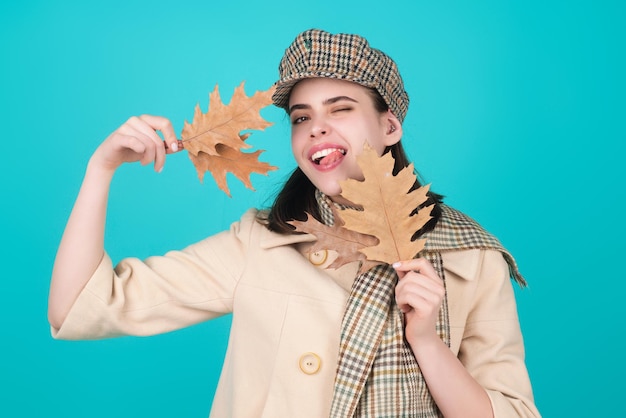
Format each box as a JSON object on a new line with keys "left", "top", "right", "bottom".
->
{"left": 49, "top": 29, "right": 540, "bottom": 417}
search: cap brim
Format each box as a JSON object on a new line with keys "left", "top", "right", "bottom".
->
{"left": 272, "top": 72, "right": 378, "bottom": 111}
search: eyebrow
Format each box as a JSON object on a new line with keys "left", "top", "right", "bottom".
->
{"left": 288, "top": 95, "right": 358, "bottom": 114}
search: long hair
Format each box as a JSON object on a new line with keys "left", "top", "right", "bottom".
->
{"left": 259, "top": 88, "right": 444, "bottom": 238}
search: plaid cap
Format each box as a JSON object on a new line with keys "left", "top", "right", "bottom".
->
{"left": 272, "top": 29, "right": 410, "bottom": 122}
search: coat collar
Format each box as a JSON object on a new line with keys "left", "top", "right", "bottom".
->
{"left": 256, "top": 215, "right": 482, "bottom": 284}
{"left": 260, "top": 231, "right": 316, "bottom": 249}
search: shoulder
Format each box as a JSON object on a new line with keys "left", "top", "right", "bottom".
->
{"left": 442, "top": 248, "right": 509, "bottom": 282}
{"left": 424, "top": 204, "right": 503, "bottom": 250}
{"left": 426, "top": 204, "right": 526, "bottom": 286}
{"left": 234, "top": 208, "right": 315, "bottom": 249}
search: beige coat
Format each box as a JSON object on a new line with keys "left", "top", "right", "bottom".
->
{"left": 52, "top": 209, "right": 540, "bottom": 417}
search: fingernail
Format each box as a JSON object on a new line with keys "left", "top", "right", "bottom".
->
{"left": 171, "top": 142, "right": 178, "bottom": 152}
{"left": 392, "top": 262, "right": 401, "bottom": 268}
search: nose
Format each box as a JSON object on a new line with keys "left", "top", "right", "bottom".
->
{"left": 310, "top": 128, "right": 327, "bottom": 137}
{"left": 310, "top": 119, "right": 329, "bottom": 138}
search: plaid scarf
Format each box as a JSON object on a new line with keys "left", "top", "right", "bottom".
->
{"left": 315, "top": 191, "right": 524, "bottom": 417}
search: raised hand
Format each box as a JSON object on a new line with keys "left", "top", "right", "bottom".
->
{"left": 90, "top": 115, "right": 182, "bottom": 174}
{"left": 393, "top": 257, "right": 445, "bottom": 346}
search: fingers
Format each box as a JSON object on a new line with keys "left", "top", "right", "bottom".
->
{"left": 165, "top": 139, "right": 184, "bottom": 154}
{"left": 137, "top": 114, "right": 181, "bottom": 154}
{"left": 392, "top": 258, "right": 438, "bottom": 280}
{"left": 393, "top": 258, "right": 444, "bottom": 315}
{"left": 118, "top": 115, "right": 181, "bottom": 172}
{"left": 395, "top": 275, "right": 444, "bottom": 314}
{"left": 128, "top": 116, "right": 166, "bottom": 170}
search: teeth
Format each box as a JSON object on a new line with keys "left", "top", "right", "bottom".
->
{"left": 311, "top": 148, "right": 346, "bottom": 162}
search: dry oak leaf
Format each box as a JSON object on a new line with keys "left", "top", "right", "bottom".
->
{"left": 191, "top": 141, "right": 276, "bottom": 197}
{"left": 289, "top": 206, "right": 380, "bottom": 274}
{"left": 338, "top": 145, "right": 434, "bottom": 265}
{"left": 180, "top": 82, "right": 277, "bottom": 195}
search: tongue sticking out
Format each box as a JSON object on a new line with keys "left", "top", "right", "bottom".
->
{"left": 318, "top": 150, "right": 345, "bottom": 166}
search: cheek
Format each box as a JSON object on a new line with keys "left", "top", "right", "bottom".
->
{"left": 290, "top": 129, "right": 300, "bottom": 150}
{"left": 367, "top": 126, "right": 390, "bottom": 155}
{"left": 290, "top": 133, "right": 307, "bottom": 161}
{"left": 352, "top": 139, "right": 367, "bottom": 157}
{"left": 368, "top": 140, "right": 387, "bottom": 156}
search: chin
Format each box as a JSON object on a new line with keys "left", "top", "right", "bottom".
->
{"left": 315, "top": 182, "right": 343, "bottom": 198}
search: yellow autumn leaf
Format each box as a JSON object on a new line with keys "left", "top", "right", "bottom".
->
{"left": 338, "top": 145, "right": 434, "bottom": 264}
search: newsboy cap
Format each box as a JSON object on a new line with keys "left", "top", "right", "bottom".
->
{"left": 272, "top": 29, "right": 410, "bottom": 122}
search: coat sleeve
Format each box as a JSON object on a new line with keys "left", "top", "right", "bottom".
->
{"left": 51, "top": 210, "right": 259, "bottom": 340}
{"left": 458, "top": 250, "right": 541, "bottom": 418}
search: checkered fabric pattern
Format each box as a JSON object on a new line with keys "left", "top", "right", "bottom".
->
{"left": 317, "top": 189, "right": 341, "bottom": 226}
{"left": 423, "top": 204, "right": 526, "bottom": 286}
{"left": 315, "top": 192, "right": 525, "bottom": 416}
{"left": 317, "top": 191, "right": 446, "bottom": 417}
{"left": 331, "top": 261, "right": 445, "bottom": 418}
{"left": 272, "top": 29, "right": 410, "bottom": 122}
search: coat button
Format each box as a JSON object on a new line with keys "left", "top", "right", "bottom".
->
{"left": 298, "top": 352, "right": 322, "bottom": 375}
{"left": 308, "top": 249, "right": 328, "bottom": 266}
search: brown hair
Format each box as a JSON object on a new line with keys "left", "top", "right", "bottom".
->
{"left": 259, "top": 88, "right": 443, "bottom": 238}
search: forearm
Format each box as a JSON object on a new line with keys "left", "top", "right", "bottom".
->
{"left": 48, "top": 160, "right": 115, "bottom": 329}
{"left": 410, "top": 336, "right": 494, "bottom": 418}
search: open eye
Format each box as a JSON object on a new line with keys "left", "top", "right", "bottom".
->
{"left": 291, "top": 115, "right": 309, "bottom": 125}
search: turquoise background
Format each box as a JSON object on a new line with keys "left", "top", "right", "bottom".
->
{"left": 1, "top": 0, "right": 624, "bottom": 416}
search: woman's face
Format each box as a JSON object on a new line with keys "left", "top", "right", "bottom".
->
{"left": 288, "top": 78, "right": 402, "bottom": 202}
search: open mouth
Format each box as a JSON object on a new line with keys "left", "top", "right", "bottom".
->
{"left": 310, "top": 148, "right": 347, "bottom": 165}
